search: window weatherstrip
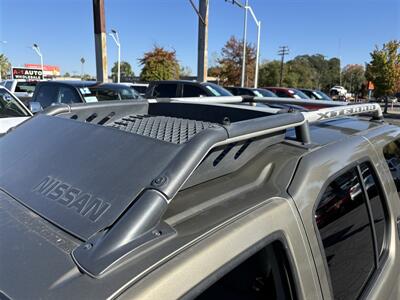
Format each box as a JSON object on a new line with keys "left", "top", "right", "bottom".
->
{"left": 356, "top": 165, "right": 379, "bottom": 268}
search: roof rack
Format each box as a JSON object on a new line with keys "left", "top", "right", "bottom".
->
{"left": 242, "top": 95, "right": 349, "bottom": 109}
{"left": 37, "top": 101, "right": 383, "bottom": 276}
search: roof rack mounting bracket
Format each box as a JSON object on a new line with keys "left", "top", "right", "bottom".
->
{"left": 295, "top": 121, "right": 311, "bottom": 144}
{"left": 72, "top": 189, "right": 175, "bottom": 278}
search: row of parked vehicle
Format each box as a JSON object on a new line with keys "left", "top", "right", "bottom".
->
{"left": 1, "top": 83, "right": 400, "bottom": 299}
{"left": 0, "top": 79, "right": 336, "bottom": 111}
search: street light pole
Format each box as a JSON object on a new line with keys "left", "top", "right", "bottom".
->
{"left": 254, "top": 20, "right": 261, "bottom": 88}
{"left": 226, "top": 0, "right": 261, "bottom": 88}
{"left": 241, "top": 0, "right": 248, "bottom": 87}
{"left": 109, "top": 29, "right": 121, "bottom": 83}
{"left": 32, "top": 43, "right": 44, "bottom": 78}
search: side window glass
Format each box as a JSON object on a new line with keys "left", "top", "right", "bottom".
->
{"left": 183, "top": 85, "right": 206, "bottom": 97}
{"left": 58, "top": 87, "right": 80, "bottom": 104}
{"left": 359, "top": 162, "right": 387, "bottom": 258}
{"left": 315, "top": 168, "right": 375, "bottom": 300}
{"left": 196, "top": 241, "right": 296, "bottom": 299}
{"left": 383, "top": 140, "right": 400, "bottom": 193}
{"left": 36, "top": 85, "right": 59, "bottom": 108}
{"left": 154, "top": 84, "right": 177, "bottom": 98}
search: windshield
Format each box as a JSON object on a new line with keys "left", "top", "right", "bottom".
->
{"left": 0, "top": 88, "right": 30, "bottom": 118}
{"left": 202, "top": 82, "right": 233, "bottom": 96}
{"left": 315, "top": 91, "right": 333, "bottom": 101}
{"left": 289, "top": 89, "right": 310, "bottom": 99}
{"left": 15, "top": 81, "right": 37, "bottom": 94}
{"left": 255, "top": 89, "right": 277, "bottom": 97}
{"left": 81, "top": 86, "right": 142, "bottom": 102}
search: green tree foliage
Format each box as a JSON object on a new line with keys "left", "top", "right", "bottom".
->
{"left": 180, "top": 66, "right": 192, "bottom": 77}
{"left": 139, "top": 46, "right": 180, "bottom": 81}
{"left": 111, "top": 61, "right": 134, "bottom": 81}
{"left": 341, "top": 64, "right": 365, "bottom": 93}
{"left": 0, "top": 54, "right": 11, "bottom": 79}
{"left": 366, "top": 40, "right": 400, "bottom": 96}
{"left": 217, "top": 36, "right": 256, "bottom": 86}
{"left": 258, "top": 60, "right": 281, "bottom": 87}
{"left": 82, "top": 74, "right": 94, "bottom": 81}
{"left": 258, "top": 54, "right": 340, "bottom": 90}
{"left": 63, "top": 72, "right": 71, "bottom": 77}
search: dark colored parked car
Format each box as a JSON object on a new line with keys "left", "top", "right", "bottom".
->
{"left": 225, "top": 86, "right": 278, "bottom": 97}
{"left": 264, "top": 87, "right": 310, "bottom": 99}
{"left": 145, "top": 80, "right": 233, "bottom": 98}
{"left": 30, "top": 81, "right": 142, "bottom": 111}
{"left": 299, "top": 89, "right": 333, "bottom": 101}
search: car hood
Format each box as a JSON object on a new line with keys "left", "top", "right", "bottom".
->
{"left": 0, "top": 190, "right": 81, "bottom": 299}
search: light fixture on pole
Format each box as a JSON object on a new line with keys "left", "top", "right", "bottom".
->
{"left": 225, "top": 0, "right": 261, "bottom": 88}
{"left": 80, "top": 57, "right": 86, "bottom": 79}
{"left": 32, "top": 43, "right": 44, "bottom": 78}
{"left": 0, "top": 41, "right": 8, "bottom": 81}
{"left": 109, "top": 29, "right": 121, "bottom": 83}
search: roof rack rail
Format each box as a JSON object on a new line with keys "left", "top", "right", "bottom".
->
{"left": 243, "top": 95, "right": 349, "bottom": 109}
{"left": 36, "top": 101, "right": 382, "bottom": 276}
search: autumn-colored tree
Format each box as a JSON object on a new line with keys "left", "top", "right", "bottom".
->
{"left": 366, "top": 40, "right": 400, "bottom": 97}
{"left": 217, "top": 36, "right": 256, "bottom": 86}
{"left": 139, "top": 46, "right": 180, "bottom": 81}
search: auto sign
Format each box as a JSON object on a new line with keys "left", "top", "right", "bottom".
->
{"left": 12, "top": 67, "right": 44, "bottom": 80}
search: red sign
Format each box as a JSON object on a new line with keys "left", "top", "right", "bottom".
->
{"left": 24, "top": 64, "right": 60, "bottom": 72}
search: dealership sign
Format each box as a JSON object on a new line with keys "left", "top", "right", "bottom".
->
{"left": 12, "top": 67, "right": 44, "bottom": 80}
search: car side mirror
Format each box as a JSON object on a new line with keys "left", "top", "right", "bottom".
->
{"left": 29, "top": 102, "right": 43, "bottom": 114}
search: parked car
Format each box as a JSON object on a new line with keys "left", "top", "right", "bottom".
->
{"left": 0, "top": 79, "right": 38, "bottom": 104}
{"left": 29, "top": 81, "right": 142, "bottom": 111}
{"left": 226, "top": 86, "right": 307, "bottom": 111}
{"left": 225, "top": 86, "right": 277, "bottom": 97}
{"left": 122, "top": 82, "right": 149, "bottom": 97}
{"left": 145, "top": 80, "right": 233, "bottom": 98}
{"left": 299, "top": 89, "right": 333, "bottom": 101}
{"left": 0, "top": 85, "right": 32, "bottom": 134}
{"left": 330, "top": 85, "right": 348, "bottom": 100}
{"left": 0, "top": 99, "right": 399, "bottom": 299}
{"left": 264, "top": 87, "right": 310, "bottom": 99}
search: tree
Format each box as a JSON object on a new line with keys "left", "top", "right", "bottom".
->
{"left": 81, "top": 74, "right": 94, "bottom": 81}
{"left": 0, "top": 54, "right": 11, "bottom": 79}
{"left": 180, "top": 66, "right": 192, "bottom": 77}
{"left": 258, "top": 60, "right": 281, "bottom": 87}
{"left": 217, "top": 36, "right": 256, "bottom": 86}
{"left": 139, "top": 46, "right": 180, "bottom": 81}
{"left": 111, "top": 61, "right": 134, "bottom": 81}
{"left": 63, "top": 72, "right": 71, "bottom": 77}
{"left": 366, "top": 40, "right": 400, "bottom": 97}
{"left": 341, "top": 64, "right": 365, "bottom": 93}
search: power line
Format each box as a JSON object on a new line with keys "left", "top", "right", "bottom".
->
{"left": 278, "top": 46, "right": 289, "bottom": 87}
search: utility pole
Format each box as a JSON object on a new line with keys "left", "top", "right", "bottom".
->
{"left": 93, "top": 0, "right": 108, "bottom": 82}
{"left": 191, "top": 0, "right": 209, "bottom": 82}
{"left": 278, "top": 46, "right": 289, "bottom": 87}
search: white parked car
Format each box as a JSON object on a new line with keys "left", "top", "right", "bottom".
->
{"left": 0, "top": 79, "right": 38, "bottom": 104}
{"left": 0, "top": 86, "right": 32, "bottom": 134}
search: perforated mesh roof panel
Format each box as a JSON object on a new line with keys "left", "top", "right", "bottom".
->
{"left": 108, "top": 115, "right": 215, "bottom": 144}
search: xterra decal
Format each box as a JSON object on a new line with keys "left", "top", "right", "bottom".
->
{"left": 317, "top": 105, "right": 377, "bottom": 120}
{"left": 33, "top": 176, "right": 111, "bottom": 222}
